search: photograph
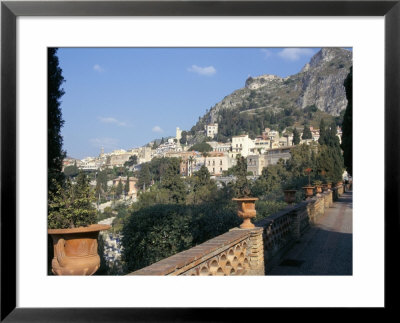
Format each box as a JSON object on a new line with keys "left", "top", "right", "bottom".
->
{"left": 48, "top": 47, "right": 353, "bottom": 277}
{"left": 2, "top": 0, "right": 397, "bottom": 318}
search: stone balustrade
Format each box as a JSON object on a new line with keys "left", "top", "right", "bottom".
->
{"left": 128, "top": 185, "right": 345, "bottom": 276}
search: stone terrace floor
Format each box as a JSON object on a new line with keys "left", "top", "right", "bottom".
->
{"left": 268, "top": 190, "right": 353, "bottom": 275}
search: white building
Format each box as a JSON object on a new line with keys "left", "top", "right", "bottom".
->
{"left": 204, "top": 123, "right": 218, "bottom": 138}
{"left": 202, "top": 152, "right": 230, "bottom": 176}
{"left": 231, "top": 134, "right": 255, "bottom": 157}
{"left": 206, "top": 141, "right": 231, "bottom": 153}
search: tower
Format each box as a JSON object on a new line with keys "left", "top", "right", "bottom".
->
{"left": 176, "top": 127, "right": 182, "bottom": 141}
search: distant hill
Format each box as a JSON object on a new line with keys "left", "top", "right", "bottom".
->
{"left": 190, "top": 48, "right": 352, "bottom": 142}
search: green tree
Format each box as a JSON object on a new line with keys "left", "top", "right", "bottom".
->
{"left": 161, "top": 160, "right": 186, "bottom": 204}
{"left": 286, "top": 143, "right": 316, "bottom": 184}
{"left": 292, "top": 128, "right": 300, "bottom": 145}
{"left": 116, "top": 179, "right": 123, "bottom": 198}
{"left": 124, "top": 155, "right": 138, "bottom": 167}
{"left": 188, "top": 166, "right": 218, "bottom": 204}
{"left": 251, "top": 160, "right": 289, "bottom": 198}
{"left": 301, "top": 124, "right": 312, "bottom": 140}
{"left": 318, "top": 118, "right": 326, "bottom": 145}
{"left": 188, "top": 142, "right": 213, "bottom": 153}
{"left": 48, "top": 172, "right": 97, "bottom": 229}
{"left": 48, "top": 48, "right": 66, "bottom": 195}
{"left": 63, "top": 162, "right": 79, "bottom": 178}
{"left": 180, "top": 131, "right": 188, "bottom": 145}
{"left": 96, "top": 170, "right": 108, "bottom": 193}
{"left": 341, "top": 67, "right": 352, "bottom": 176}
{"left": 138, "top": 163, "right": 151, "bottom": 190}
{"left": 124, "top": 176, "right": 130, "bottom": 195}
{"left": 95, "top": 179, "right": 102, "bottom": 200}
{"left": 316, "top": 122, "right": 344, "bottom": 182}
{"left": 233, "top": 156, "right": 251, "bottom": 198}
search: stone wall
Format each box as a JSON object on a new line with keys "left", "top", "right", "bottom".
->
{"left": 129, "top": 227, "right": 264, "bottom": 276}
{"left": 128, "top": 186, "right": 344, "bottom": 276}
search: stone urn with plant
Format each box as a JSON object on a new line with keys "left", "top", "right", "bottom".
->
{"left": 232, "top": 156, "right": 258, "bottom": 229}
{"left": 48, "top": 173, "right": 110, "bottom": 275}
{"left": 302, "top": 167, "right": 315, "bottom": 199}
{"left": 283, "top": 180, "right": 297, "bottom": 204}
{"left": 313, "top": 180, "right": 323, "bottom": 194}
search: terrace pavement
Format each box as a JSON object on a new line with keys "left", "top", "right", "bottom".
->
{"left": 268, "top": 190, "right": 353, "bottom": 275}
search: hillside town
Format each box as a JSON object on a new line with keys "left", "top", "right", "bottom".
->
{"left": 63, "top": 123, "right": 343, "bottom": 201}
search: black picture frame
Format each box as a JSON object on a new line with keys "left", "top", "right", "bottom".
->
{"left": 1, "top": 0, "right": 398, "bottom": 321}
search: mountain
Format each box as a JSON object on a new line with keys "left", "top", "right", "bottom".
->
{"left": 191, "top": 48, "right": 352, "bottom": 141}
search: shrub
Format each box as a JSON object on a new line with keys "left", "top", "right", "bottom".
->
{"left": 48, "top": 173, "right": 97, "bottom": 229}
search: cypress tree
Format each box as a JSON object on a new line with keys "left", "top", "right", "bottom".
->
{"left": 292, "top": 128, "right": 300, "bottom": 145}
{"left": 318, "top": 119, "right": 326, "bottom": 145}
{"left": 124, "top": 176, "right": 130, "bottom": 195}
{"left": 48, "top": 48, "right": 66, "bottom": 195}
{"left": 341, "top": 67, "right": 352, "bottom": 176}
{"left": 116, "top": 179, "right": 123, "bottom": 197}
{"left": 138, "top": 163, "right": 151, "bottom": 190}
{"left": 161, "top": 160, "right": 186, "bottom": 204}
{"left": 302, "top": 124, "right": 312, "bottom": 140}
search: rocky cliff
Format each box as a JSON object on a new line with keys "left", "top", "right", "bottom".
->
{"left": 204, "top": 47, "right": 352, "bottom": 125}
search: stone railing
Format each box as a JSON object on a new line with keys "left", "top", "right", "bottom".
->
{"left": 129, "top": 227, "right": 264, "bottom": 276}
{"left": 128, "top": 185, "right": 345, "bottom": 276}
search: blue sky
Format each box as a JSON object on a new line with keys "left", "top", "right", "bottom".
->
{"left": 57, "top": 47, "right": 329, "bottom": 159}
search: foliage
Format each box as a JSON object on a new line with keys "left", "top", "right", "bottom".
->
{"left": 286, "top": 143, "right": 316, "bottom": 180}
{"left": 137, "top": 163, "right": 151, "bottom": 190}
{"left": 63, "top": 163, "right": 79, "bottom": 178}
{"left": 121, "top": 204, "right": 195, "bottom": 272}
{"left": 48, "top": 172, "right": 97, "bottom": 229}
{"left": 161, "top": 160, "right": 186, "bottom": 204}
{"left": 292, "top": 128, "right": 300, "bottom": 145}
{"left": 124, "top": 155, "right": 138, "bottom": 167}
{"left": 187, "top": 166, "right": 218, "bottom": 204}
{"left": 146, "top": 157, "right": 180, "bottom": 183}
{"left": 254, "top": 200, "right": 287, "bottom": 222}
{"left": 121, "top": 201, "right": 241, "bottom": 273}
{"left": 116, "top": 179, "right": 123, "bottom": 198}
{"left": 48, "top": 48, "right": 66, "bottom": 195}
{"left": 301, "top": 124, "right": 312, "bottom": 140}
{"left": 180, "top": 131, "right": 188, "bottom": 145}
{"left": 134, "top": 186, "right": 171, "bottom": 209}
{"left": 188, "top": 142, "right": 213, "bottom": 153}
{"left": 316, "top": 121, "right": 344, "bottom": 182}
{"left": 341, "top": 67, "right": 352, "bottom": 176}
{"left": 124, "top": 176, "right": 130, "bottom": 194}
{"left": 233, "top": 156, "right": 251, "bottom": 198}
{"left": 251, "top": 159, "right": 289, "bottom": 199}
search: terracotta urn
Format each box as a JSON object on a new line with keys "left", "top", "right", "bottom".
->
{"left": 232, "top": 197, "right": 258, "bottom": 229}
{"left": 315, "top": 185, "right": 323, "bottom": 194}
{"left": 302, "top": 186, "right": 315, "bottom": 198}
{"left": 336, "top": 181, "right": 343, "bottom": 187}
{"left": 326, "top": 182, "right": 332, "bottom": 189}
{"left": 283, "top": 190, "right": 297, "bottom": 204}
{"left": 48, "top": 224, "right": 111, "bottom": 275}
